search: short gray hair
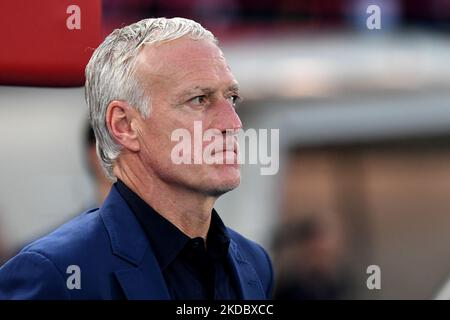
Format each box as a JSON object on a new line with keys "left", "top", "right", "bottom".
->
{"left": 85, "top": 17, "right": 217, "bottom": 180}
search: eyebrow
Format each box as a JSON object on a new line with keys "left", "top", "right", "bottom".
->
{"left": 177, "top": 83, "right": 240, "bottom": 101}
{"left": 227, "top": 83, "right": 240, "bottom": 93}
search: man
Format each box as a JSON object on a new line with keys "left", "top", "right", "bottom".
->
{"left": 0, "top": 17, "right": 273, "bottom": 299}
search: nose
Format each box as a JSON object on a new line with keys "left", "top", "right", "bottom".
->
{"left": 213, "top": 97, "right": 242, "bottom": 134}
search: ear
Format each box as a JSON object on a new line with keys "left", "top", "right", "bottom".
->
{"left": 105, "top": 100, "right": 141, "bottom": 152}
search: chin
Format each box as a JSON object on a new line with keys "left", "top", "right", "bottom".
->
{"left": 204, "top": 182, "right": 239, "bottom": 197}
{"left": 203, "top": 166, "right": 241, "bottom": 197}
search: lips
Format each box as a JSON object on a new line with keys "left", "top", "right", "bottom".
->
{"left": 211, "top": 144, "right": 238, "bottom": 156}
{"left": 211, "top": 148, "right": 237, "bottom": 155}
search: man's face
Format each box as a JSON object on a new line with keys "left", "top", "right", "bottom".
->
{"left": 133, "top": 37, "right": 242, "bottom": 196}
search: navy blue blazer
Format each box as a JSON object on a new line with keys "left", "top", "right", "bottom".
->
{"left": 0, "top": 187, "right": 273, "bottom": 299}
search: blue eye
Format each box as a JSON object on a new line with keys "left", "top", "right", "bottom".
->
{"left": 189, "top": 96, "right": 207, "bottom": 105}
{"left": 227, "top": 95, "right": 242, "bottom": 107}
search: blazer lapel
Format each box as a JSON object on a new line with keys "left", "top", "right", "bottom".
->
{"left": 114, "top": 252, "right": 171, "bottom": 300}
{"left": 228, "top": 240, "right": 266, "bottom": 299}
{"left": 100, "top": 187, "right": 171, "bottom": 300}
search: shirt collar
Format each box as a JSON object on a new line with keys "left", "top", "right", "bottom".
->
{"left": 114, "top": 180, "right": 231, "bottom": 269}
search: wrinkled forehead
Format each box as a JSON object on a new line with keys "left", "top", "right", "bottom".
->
{"left": 135, "top": 37, "right": 230, "bottom": 84}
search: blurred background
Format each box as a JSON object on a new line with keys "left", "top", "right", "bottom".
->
{"left": 1, "top": 0, "right": 450, "bottom": 299}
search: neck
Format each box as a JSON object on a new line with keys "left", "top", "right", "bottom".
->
{"left": 96, "top": 177, "right": 112, "bottom": 204}
{"left": 114, "top": 159, "right": 216, "bottom": 239}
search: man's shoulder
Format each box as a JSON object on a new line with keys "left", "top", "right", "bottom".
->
{"left": 18, "top": 208, "right": 110, "bottom": 270}
{"left": 0, "top": 208, "right": 117, "bottom": 299}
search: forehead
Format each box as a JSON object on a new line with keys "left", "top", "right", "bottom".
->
{"left": 136, "top": 37, "right": 235, "bottom": 90}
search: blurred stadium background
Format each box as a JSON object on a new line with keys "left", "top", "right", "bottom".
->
{"left": 1, "top": 0, "right": 450, "bottom": 299}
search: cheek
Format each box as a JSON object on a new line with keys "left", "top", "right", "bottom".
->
{"left": 138, "top": 120, "right": 169, "bottom": 159}
{"left": 145, "top": 108, "right": 218, "bottom": 162}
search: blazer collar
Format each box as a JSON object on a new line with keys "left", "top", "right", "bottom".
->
{"left": 99, "top": 186, "right": 171, "bottom": 299}
{"left": 99, "top": 186, "right": 149, "bottom": 266}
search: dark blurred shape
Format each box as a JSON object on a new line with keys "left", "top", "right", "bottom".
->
{"left": 273, "top": 214, "right": 352, "bottom": 300}
{"left": 402, "top": 0, "right": 450, "bottom": 29}
{"left": 102, "top": 0, "right": 450, "bottom": 38}
{"left": 84, "top": 123, "right": 112, "bottom": 205}
{"left": 0, "top": 214, "right": 11, "bottom": 266}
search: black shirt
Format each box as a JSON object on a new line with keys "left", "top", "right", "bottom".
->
{"left": 115, "top": 180, "right": 238, "bottom": 300}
